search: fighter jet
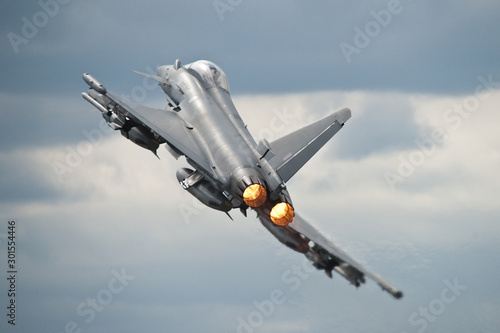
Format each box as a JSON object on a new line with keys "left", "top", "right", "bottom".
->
{"left": 82, "top": 59, "right": 403, "bottom": 299}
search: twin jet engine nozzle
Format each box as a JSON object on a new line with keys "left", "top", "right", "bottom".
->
{"left": 242, "top": 184, "right": 267, "bottom": 208}
{"left": 269, "top": 202, "right": 294, "bottom": 227}
{"left": 236, "top": 170, "right": 294, "bottom": 226}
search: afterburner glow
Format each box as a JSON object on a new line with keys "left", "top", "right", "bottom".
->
{"left": 242, "top": 184, "right": 267, "bottom": 207}
{"left": 270, "top": 202, "right": 294, "bottom": 226}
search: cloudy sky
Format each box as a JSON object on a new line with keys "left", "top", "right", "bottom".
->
{"left": 1, "top": 1, "right": 500, "bottom": 332}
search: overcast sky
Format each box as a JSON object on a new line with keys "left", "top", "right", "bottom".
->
{"left": 1, "top": 1, "right": 500, "bottom": 332}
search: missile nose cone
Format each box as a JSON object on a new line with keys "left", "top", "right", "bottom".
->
{"left": 242, "top": 184, "right": 267, "bottom": 208}
{"left": 270, "top": 202, "right": 294, "bottom": 226}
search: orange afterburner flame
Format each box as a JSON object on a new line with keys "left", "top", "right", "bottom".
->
{"left": 270, "top": 202, "right": 294, "bottom": 226}
{"left": 242, "top": 184, "right": 267, "bottom": 207}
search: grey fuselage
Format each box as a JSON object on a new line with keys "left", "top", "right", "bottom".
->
{"left": 156, "top": 62, "right": 285, "bottom": 202}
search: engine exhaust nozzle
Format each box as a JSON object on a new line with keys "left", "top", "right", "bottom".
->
{"left": 242, "top": 184, "right": 267, "bottom": 208}
{"left": 270, "top": 202, "right": 294, "bottom": 226}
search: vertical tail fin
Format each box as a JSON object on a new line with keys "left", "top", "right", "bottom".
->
{"left": 266, "top": 108, "right": 351, "bottom": 182}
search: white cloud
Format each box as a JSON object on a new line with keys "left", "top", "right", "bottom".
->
{"left": 1, "top": 88, "right": 500, "bottom": 332}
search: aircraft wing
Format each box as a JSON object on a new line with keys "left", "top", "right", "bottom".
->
{"left": 105, "top": 91, "right": 212, "bottom": 171}
{"left": 82, "top": 83, "right": 213, "bottom": 176}
{"left": 258, "top": 212, "right": 403, "bottom": 299}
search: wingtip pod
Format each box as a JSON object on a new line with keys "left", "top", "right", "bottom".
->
{"left": 335, "top": 107, "right": 352, "bottom": 125}
{"left": 386, "top": 288, "right": 404, "bottom": 300}
{"left": 82, "top": 73, "right": 107, "bottom": 94}
{"left": 374, "top": 274, "right": 404, "bottom": 299}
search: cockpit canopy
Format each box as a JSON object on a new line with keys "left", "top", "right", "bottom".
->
{"left": 186, "top": 60, "right": 230, "bottom": 93}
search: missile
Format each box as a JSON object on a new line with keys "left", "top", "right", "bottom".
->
{"left": 87, "top": 89, "right": 109, "bottom": 106}
{"left": 81, "top": 92, "right": 108, "bottom": 114}
{"left": 82, "top": 73, "right": 107, "bottom": 94}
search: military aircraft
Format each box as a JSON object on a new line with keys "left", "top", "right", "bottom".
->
{"left": 82, "top": 59, "right": 403, "bottom": 299}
